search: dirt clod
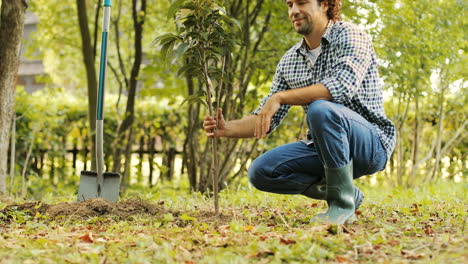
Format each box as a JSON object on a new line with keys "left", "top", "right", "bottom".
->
{"left": 1, "top": 198, "right": 166, "bottom": 222}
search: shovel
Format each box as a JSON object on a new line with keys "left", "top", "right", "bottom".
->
{"left": 78, "top": 0, "right": 120, "bottom": 202}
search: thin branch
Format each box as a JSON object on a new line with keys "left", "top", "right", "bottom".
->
{"left": 440, "top": 120, "right": 468, "bottom": 156}
{"left": 108, "top": 61, "right": 124, "bottom": 119}
{"left": 92, "top": 0, "right": 102, "bottom": 60}
{"left": 113, "top": 0, "right": 129, "bottom": 88}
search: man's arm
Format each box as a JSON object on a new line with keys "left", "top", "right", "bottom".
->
{"left": 255, "top": 83, "right": 331, "bottom": 138}
{"left": 223, "top": 115, "right": 258, "bottom": 138}
{"left": 203, "top": 108, "right": 258, "bottom": 138}
{"left": 275, "top": 83, "right": 331, "bottom": 105}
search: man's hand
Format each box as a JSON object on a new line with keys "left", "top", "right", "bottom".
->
{"left": 203, "top": 108, "right": 226, "bottom": 138}
{"left": 255, "top": 94, "right": 281, "bottom": 139}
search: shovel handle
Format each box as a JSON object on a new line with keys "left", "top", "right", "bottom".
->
{"left": 96, "top": 120, "right": 104, "bottom": 194}
{"left": 96, "top": 0, "right": 112, "bottom": 194}
{"left": 97, "top": 1, "right": 111, "bottom": 121}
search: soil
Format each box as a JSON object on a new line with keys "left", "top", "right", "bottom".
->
{"left": 0, "top": 198, "right": 167, "bottom": 221}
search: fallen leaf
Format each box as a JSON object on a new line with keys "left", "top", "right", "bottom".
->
{"left": 336, "top": 256, "right": 349, "bottom": 263}
{"left": 388, "top": 240, "right": 400, "bottom": 246}
{"left": 215, "top": 243, "right": 229, "bottom": 248}
{"left": 311, "top": 203, "right": 319, "bottom": 208}
{"left": 423, "top": 225, "right": 434, "bottom": 235}
{"left": 244, "top": 225, "right": 254, "bottom": 232}
{"left": 355, "top": 210, "right": 362, "bottom": 215}
{"left": 410, "top": 203, "right": 420, "bottom": 214}
{"left": 401, "top": 250, "right": 424, "bottom": 260}
{"left": 246, "top": 251, "right": 275, "bottom": 259}
{"left": 279, "top": 237, "right": 296, "bottom": 245}
{"left": 79, "top": 232, "right": 94, "bottom": 243}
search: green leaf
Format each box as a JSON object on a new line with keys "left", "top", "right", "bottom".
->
{"left": 177, "top": 64, "right": 201, "bottom": 77}
{"left": 176, "top": 43, "right": 190, "bottom": 57}
{"left": 167, "top": 0, "right": 189, "bottom": 19}
{"left": 220, "top": 14, "right": 242, "bottom": 32}
{"left": 152, "top": 33, "right": 180, "bottom": 47}
{"left": 178, "top": 90, "right": 208, "bottom": 109}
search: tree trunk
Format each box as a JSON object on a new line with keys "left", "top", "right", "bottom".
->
{"left": 408, "top": 92, "right": 419, "bottom": 186}
{"left": 148, "top": 136, "right": 155, "bottom": 187}
{"left": 9, "top": 114, "right": 15, "bottom": 194}
{"left": 431, "top": 83, "right": 447, "bottom": 181}
{"left": 120, "top": 128, "right": 134, "bottom": 194}
{"left": 137, "top": 134, "right": 144, "bottom": 184}
{"left": 183, "top": 73, "right": 199, "bottom": 191}
{"left": 76, "top": 0, "right": 98, "bottom": 171}
{"left": 112, "top": 0, "right": 146, "bottom": 174}
{"left": 21, "top": 130, "right": 35, "bottom": 197}
{"left": 0, "top": 0, "right": 27, "bottom": 195}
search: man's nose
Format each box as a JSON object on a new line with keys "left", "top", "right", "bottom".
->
{"left": 290, "top": 3, "right": 300, "bottom": 16}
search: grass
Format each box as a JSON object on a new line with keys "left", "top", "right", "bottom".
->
{"left": 0, "top": 181, "right": 466, "bottom": 263}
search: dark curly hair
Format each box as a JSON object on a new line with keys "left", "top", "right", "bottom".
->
{"left": 318, "top": 0, "right": 342, "bottom": 21}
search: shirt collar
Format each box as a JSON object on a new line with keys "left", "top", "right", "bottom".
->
{"left": 295, "top": 20, "right": 335, "bottom": 56}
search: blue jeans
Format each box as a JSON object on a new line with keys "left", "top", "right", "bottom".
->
{"left": 248, "top": 100, "right": 387, "bottom": 194}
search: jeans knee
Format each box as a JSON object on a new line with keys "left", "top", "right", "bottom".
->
{"left": 307, "top": 100, "right": 340, "bottom": 130}
{"left": 247, "top": 158, "right": 268, "bottom": 191}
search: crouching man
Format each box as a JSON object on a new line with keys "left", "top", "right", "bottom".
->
{"left": 203, "top": 0, "right": 395, "bottom": 224}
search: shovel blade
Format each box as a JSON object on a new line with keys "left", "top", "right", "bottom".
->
{"left": 78, "top": 171, "right": 121, "bottom": 202}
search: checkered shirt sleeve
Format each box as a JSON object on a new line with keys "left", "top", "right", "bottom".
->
{"left": 252, "top": 62, "right": 291, "bottom": 133}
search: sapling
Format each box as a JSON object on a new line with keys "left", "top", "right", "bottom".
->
{"left": 154, "top": 0, "right": 240, "bottom": 214}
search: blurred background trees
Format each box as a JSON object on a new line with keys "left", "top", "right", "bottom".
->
{"left": 1, "top": 0, "right": 466, "bottom": 198}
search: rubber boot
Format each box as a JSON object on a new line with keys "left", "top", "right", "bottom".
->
{"left": 302, "top": 179, "right": 365, "bottom": 210}
{"left": 312, "top": 161, "right": 356, "bottom": 224}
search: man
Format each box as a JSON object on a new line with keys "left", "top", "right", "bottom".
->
{"left": 203, "top": 0, "right": 395, "bottom": 224}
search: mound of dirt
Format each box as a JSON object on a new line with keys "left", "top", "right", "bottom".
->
{"left": 1, "top": 198, "right": 166, "bottom": 221}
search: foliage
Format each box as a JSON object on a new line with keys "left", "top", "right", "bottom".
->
{"left": 14, "top": 0, "right": 467, "bottom": 193}
{"left": 0, "top": 181, "right": 466, "bottom": 263}
{"left": 154, "top": 0, "right": 243, "bottom": 212}
{"left": 10, "top": 86, "right": 184, "bottom": 196}
{"left": 373, "top": 0, "right": 467, "bottom": 186}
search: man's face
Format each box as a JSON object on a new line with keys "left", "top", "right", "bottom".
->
{"left": 286, "top": 0, "right": 328, "bottom": 35}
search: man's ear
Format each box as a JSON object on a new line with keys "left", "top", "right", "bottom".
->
{"left": 320, "top": 1, "right": 329, "bottom": 13}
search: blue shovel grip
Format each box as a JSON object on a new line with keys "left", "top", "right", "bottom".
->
{"left": 104, "top": 0, "right": 112, "bottom": 7}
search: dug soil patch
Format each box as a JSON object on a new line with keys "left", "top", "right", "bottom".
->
{"left": 1, "top": 198, "right": 166, "bottom": 221}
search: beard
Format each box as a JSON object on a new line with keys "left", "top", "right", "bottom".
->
{"left": 293, "top": 18, "right": 313, "bottom": 35}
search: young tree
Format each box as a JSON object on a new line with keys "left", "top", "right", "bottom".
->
{"left": 0, "top": 0, "right": 28, "bottom": 194}
{"left": 156, "top": 0, "right": 241, "bottom": 213}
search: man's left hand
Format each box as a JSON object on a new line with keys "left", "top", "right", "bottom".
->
{"left": 255, "top": 93, "right": 281, "bottom": 139}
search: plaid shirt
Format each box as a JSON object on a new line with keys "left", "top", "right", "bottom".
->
{"left": 253, "top": 20, "right": 396, "bottom": 157}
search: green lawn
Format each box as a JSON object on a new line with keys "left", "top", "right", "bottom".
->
{"left": 1, "top": 181, "right": 466, "bottom": 263}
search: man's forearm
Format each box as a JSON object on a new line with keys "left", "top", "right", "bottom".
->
{"left": 275, "top": 83, "right": 332, "bottom": 105}
{"left": 224, "top": 115, "right": 258, "bottom": 138}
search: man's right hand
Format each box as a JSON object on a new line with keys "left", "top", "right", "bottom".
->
{"left": 203, "top": 108, "right": 226, "bottom": 138}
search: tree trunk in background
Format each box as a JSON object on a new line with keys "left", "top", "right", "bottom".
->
{"left": 76, "top": 0, "right": 98, "bottom": 171}
{"left": 112, "top": 0, "right": 146, "bottom": 176}
{"left": 431, "top": 82, "right": 447, "bottom": 181}
{"left": 0, "top": 0, "right": 27, "bottom": 195}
